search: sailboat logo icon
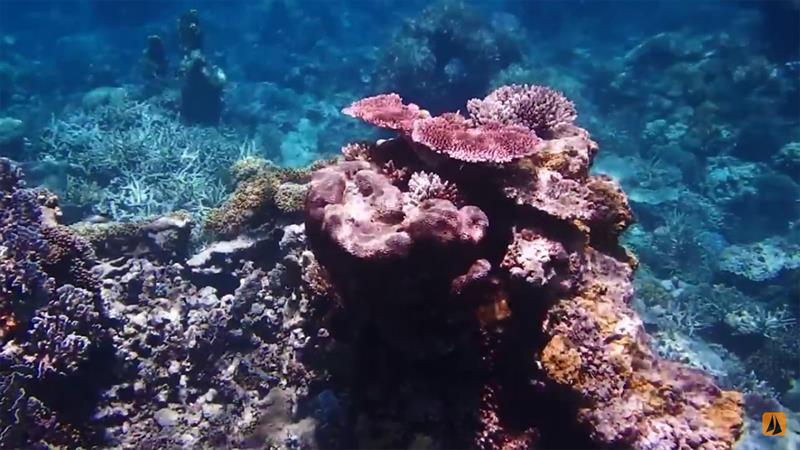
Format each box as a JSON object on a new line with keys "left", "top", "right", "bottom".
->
{"left": 762, "top": 412, "right": 786, "bottom": 437}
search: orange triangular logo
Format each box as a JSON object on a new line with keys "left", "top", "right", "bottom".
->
{"left": 762, "top": 412, "right": 786, "bottom": 436}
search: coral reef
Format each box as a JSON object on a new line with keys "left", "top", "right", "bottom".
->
{"left": 1, "top": 157, "right": 338, "bottom": 448}
{"left": 559, "top": 24, "right": 800, "bottom": 401}
{"left": 94, "top": 250, "right": 330, "bottom": 448}
{"left": 541, "top": 251, "right": 742, "bottom": 448}
{"left": 302, "top": 88, "right": 742, "bottom": 448}
{"left": 70, "top": 212, "right": 192, "bottom": 262}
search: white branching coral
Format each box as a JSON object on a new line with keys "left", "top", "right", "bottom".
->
{"left": 39, "top": 97, "right": 246, "bottom": 220}
{"left": 724, "top": 303, "right": 796, "bottom": 339}
{"left": 407, "top": 171, "right": 461, "bottom": 206}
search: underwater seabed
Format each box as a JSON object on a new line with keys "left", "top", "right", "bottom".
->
{"left": 0, "top": 1, "right": 798, "bottom": 449}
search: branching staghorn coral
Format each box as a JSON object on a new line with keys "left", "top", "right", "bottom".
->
{"left": 38, "top": 97, "right": 246, "bottom": 220}
{"left": 658, "top": 298, "right": 712, "bottom": 337}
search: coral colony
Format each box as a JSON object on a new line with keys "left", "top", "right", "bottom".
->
{"left": 0, "top": 2, "right": 798, "bottom": 449}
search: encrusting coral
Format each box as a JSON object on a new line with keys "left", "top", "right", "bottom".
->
{"left": 273, "top": 181, "right": 310, "bottom": 213}
{"left": 205, "top": 158, "right": 321, "bottom": 237}
{"left": 70, "top": 211, "right": 192, "bottom": 262}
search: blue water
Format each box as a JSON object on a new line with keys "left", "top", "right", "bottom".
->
{"left": 0, "top": 0, "right": 798, "bottom": 447}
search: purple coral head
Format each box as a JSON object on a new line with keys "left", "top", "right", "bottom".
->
{"left": 307, "top": 162, "right": 489, "bottom": 261}
{"left": 467, "top": 84, "right": 577, "bottom": 137}
{"left": 407, "top": 200, "right": 489, "bottom": 246}
{"left": 342, "top": 93, "right": 429, "bottom": 134}
{"left": 307, "top": 162, "right": 414, "bottom": 260}
{"left": 411, "top": 113, "right": 541, "bottom": 163}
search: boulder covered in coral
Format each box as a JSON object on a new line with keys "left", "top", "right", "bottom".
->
{"left": 541, "top": 247, "right": 742, "bottom": 449}
{"left": 303, "top": 86, "right": 743, "bottom": 449}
